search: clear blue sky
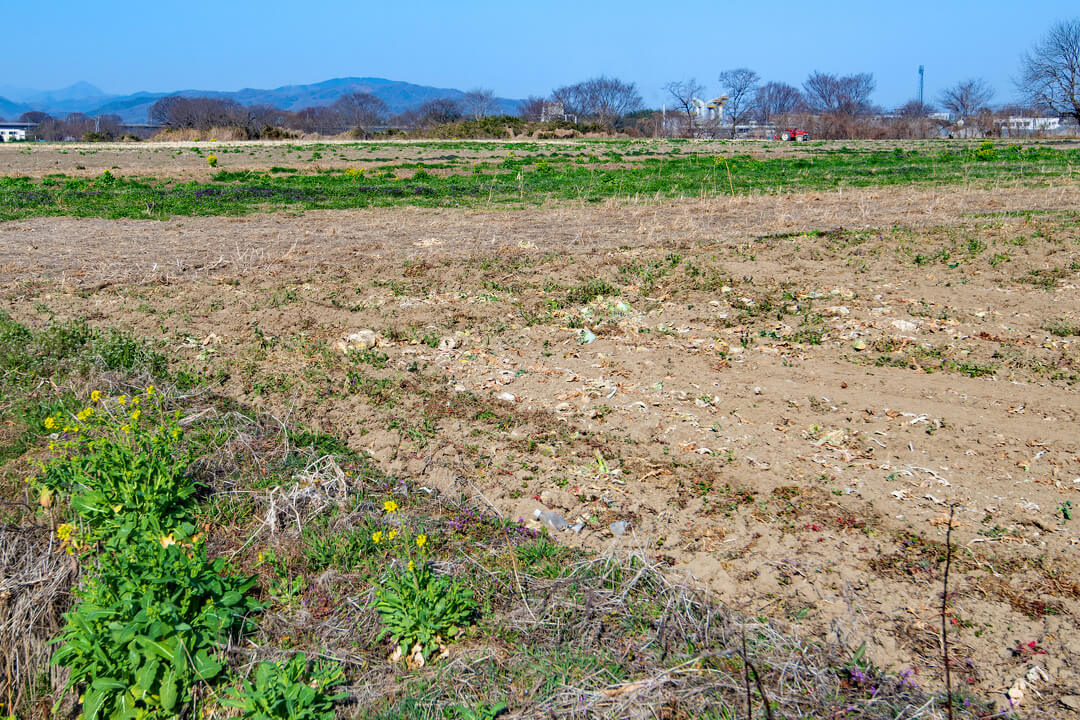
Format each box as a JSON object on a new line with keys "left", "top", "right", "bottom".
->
{"left": 11, "top": 0, "right": 1077, "bottom": 109}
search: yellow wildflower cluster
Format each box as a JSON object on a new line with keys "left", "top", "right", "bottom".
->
{"left": 56, "top": 522, "right": 80, "bottom": 554}
{"left": 369, "top": 500, "right": 429, "bottom": 571}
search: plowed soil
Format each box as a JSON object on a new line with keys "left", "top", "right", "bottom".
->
{"left": 3, "top": 165, "right": 1079, "bottom": 711}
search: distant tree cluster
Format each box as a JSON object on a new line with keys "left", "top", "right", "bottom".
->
{"left": 16, "top": 110, "right": 124, "bottom": 141}
{"left": 147, "top": 92, "right": 476, "bottom": 137}
{"left": 643, "top": 19, "right": 1080, "bottom": 140}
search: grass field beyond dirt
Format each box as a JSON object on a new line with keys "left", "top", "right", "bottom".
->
{"left": 1, "top": 139, "right": 1079, "bottom": 719}
{"left": 1, "top": 138, "right": 1078, "bottom": 221}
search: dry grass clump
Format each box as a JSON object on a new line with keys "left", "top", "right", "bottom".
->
{"left": 0, "top": 524, "right": 78, "bottom": 714}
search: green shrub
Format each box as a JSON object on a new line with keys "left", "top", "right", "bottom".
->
{"left": 974, "top": 141, "right": 996, "bottom": 161}
{"left": 41, "top": 387, "right": 260, "bottom": 719}
{"left": 565, "top": 278, "right": 618, "bottom": 305}
{"left": 375, "top": 561, "right": 476, "bottom": 664}
{"left": 38, "top": 391, "right": 196, "bottom": 547}
{"left": 223, "top": 653, "right": 345, "bottom": 720}
{"left": 52, "top": 541, "right": 257, "bottom": 719}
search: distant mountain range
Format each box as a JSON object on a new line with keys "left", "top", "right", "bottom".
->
{"left": 0, "top": 78, "right": 523, "bottom": 123}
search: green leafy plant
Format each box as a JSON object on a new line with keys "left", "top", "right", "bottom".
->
{"left": 447, "top": 700, "right": 508, "bottom": 720}
{"left": 207, "top": 154, "right": 219, "bottom": 167}
{"left": 223, "top": 653, "right": 345, "bottom": 720}
{"left": 52, "top": 541, "right": 257, "bottom": 719}
{"left": 375, "top": 561, "right": 476, "bottom": 664}
{"left": 369, "top": 510, "right": 475, "bottom": 665}
{"left": 40, "top": 386, "right": 260, "bottom": 719}
{"left": 37, "top": 390, "right": 197, "bottom": 549}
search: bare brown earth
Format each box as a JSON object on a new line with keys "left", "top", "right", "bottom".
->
{"left": 3, "top": 180, "right": 1080, "bottom": 712}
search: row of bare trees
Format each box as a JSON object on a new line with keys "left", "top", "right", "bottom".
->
{"left": 11, "top": 111, "right": 126, "bottom": 141}
{"left": 663, "top": 69, "right": 880, "bottom": 139}
{"left": 516, "top": 76, "right": 644, "bottom": 130}
{"left": 147, "top": 93, "right": 474, "bottom": 136}
{"left": 653, "top": 19, "right": 1079, "bottom": 139}
{"left": 145, "top": 86, "right": 513, "bottom": 136}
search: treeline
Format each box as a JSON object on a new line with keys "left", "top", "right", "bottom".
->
{"left": 145, "top": 78, "right": 641, "bottom": 138}
{"left": 4, "top": 111, "right": 136, "bottom": 141}
{"left": 660, "top": 70, "right": 1063, "bottom": 140}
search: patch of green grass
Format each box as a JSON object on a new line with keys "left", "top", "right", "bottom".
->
{"left": 566, "top": 278, "right": 618, "bottom": 305}
{"left": 4, "top": 142, "right": 1078, "bottom": 221}
{"left": 1044, "top": 319, "right": 1080, "bottom": 337}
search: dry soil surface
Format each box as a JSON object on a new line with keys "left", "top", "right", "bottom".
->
{"left": 3, "top": 182, "right": 1080, "bottom": 712}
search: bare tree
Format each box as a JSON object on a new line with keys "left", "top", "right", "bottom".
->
{"left": 802, "top": 71, "right": 876, "bottom": 138}
{"left": 462, "top": 88, "right": 497, "bottom": 120}
{"left": 938, "top": 78, "right": 993, "bottom": 123}
{"left": 1018, "top": 18, "right": 1080, "bottom": 123}
{"left": 898, "top": 99, "right": 934, "bottom": 118}
{"left": 63, "top": 112, "right": 94, "bottom": 140}
{"left": 553, "top": 76, "right": 642, "bottom": 129}
{"left": 332, "top": 92, "right": 389, "bottom": 133}
{"left": 148, "top": 96, "right": 246, "bottom": 130}
{"left": 718, "top": 68, "right": 760, "bottom": 138}
{"left": 19, "top": 111, "right": 51, "bottom": 124}
{"left": 95, "top": 114, "right": 123, "bottom": 137}
{"left": 803, "top": 71, "right": 875, "bottom": 115}
{"left": 290, "top": 106, "right": 346, "bottom": 135}
{"left": 416, "top": 97, "right": 462, "bottom": 126}
{"left": 246, "top": 103, "right": 293, "bottom": 133}
{"left": 518, "top": 96, "right": 546, "bottom": 121}
{"left": 663, "top": 78, "right": 705, "bottom": 137}
{"left": 753, "top": 82, "right": 804, "bottom": 126}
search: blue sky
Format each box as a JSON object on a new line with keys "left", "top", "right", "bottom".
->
{"left": 11, "top": 0, "right": 1077, "bottom": 109}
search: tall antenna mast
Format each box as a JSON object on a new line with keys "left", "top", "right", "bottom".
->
{"left": 918, "top": 65, "right": 925, "bottom": 106}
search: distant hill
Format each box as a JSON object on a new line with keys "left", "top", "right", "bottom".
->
{"left": 0, "top": 96, "right": 32, "bottom": 120}
{"left": 9, "top": 78, "right": 522, "bottom": 123}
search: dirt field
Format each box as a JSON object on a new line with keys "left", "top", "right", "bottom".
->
{"left": 3, "top": 143, "right": 1080, "bottom": 714}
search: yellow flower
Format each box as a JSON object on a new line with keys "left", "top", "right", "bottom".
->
{"left": 407, "top": 560, "right": 415, "bottom": 571}
{"left": 383, "top": 500, "right": 399, "bottom": 514}
{"left": 130, "top": 409, "right": 141, "bottom": 421}
{"left": 372, "top": 531, "right": 383, "bottom": 544}
{"left": 388, "top": 529, "right": 398, "bottom": 540}
{"left": 132, "top": 396, "right": 140, "bottom": 406}
{"left": 111, "top": 504, "right": 122, "bottom": 513}
{"left": 118, "top": 395, "right": 127, "bottom": 406}
{"left": 76, "top": 407, "right": 93, "bottom": 421}
{"left": 43, "top": 416, "right": 58, "bottom": 430}
{"left": 121, "top": 424, "right": 132, "bottom": 434}
{"left": 159, "top": 534, "right": 177, "bottom": 548}
{"left": 170, "top": 427, "right": 180, "bottom": 439}
{"left": 57, "top": 523, "right": 75, "bottom": 541}
{"left": 416, "top": 534, "right": 427, "bottom": 549}
{"left": 145, "top": 385, "right": 155, "bottom": 397}
{"left": 90, "top": 390, "right": 101, "bottom": 403}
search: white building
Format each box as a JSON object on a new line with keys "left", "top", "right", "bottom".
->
{"left": 0, "top": 122, "right": 33, "bottom": 141}
{"left": 1002, "top": 116, "right": 1060, "bottom": 132}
